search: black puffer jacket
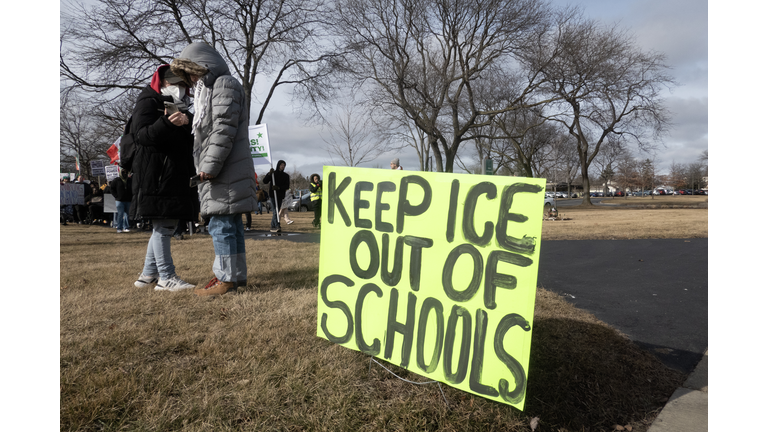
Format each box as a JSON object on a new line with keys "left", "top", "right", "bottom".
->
{"left": 129, "top": 65, "right": 198, "bottom": 221}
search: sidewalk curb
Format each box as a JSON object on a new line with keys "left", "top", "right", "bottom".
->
{"left": 648, "top": 349, "right": 708, "bottom": 432}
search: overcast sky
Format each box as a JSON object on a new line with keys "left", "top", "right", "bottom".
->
{"left": 254, "top": 0, "right": 708, "bottom": 179}
{"left": 54, "top": 0, "right": 706, "bottom": 178}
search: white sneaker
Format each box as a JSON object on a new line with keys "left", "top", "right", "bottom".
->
{"left": 134, "top": 273, "right": 159, "bottom": 288}
{"left": 155, "top": 275, "right": 195, "bottom": 291}
{"left": 285, "top": 219, "right": 294, "bottom": 225}
{"left": 116, "top": 229, "right": 123, "bottom": 233}
{"left": 123, "top": 228, "right": 130, "bottom": 233}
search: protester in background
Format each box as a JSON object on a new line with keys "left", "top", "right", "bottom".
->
{"left": 390, "top": 158, "right": 403, "bottom": 170}
{"left": 60, "top": 176, "right": 73, "bottom": 225}
{"left": 254, "top": 183, "right": 263, "bottom": 215}
{"left": 109, "top": 168, "right": 133, "bottom": 233}
{"left": 130, "top": 64, "right": 198, "bottom": 292}
{"left": 309, "top": 173, "right": 322, "bottom": 229}
{"left": 74, "top": 175, "right": 90, "bottom": 223}
{"left": 255, "top": 173, "right": 264, "bottom": 215}
{"left": 86, "top": 183, "right": 105, "bottom": 224}
{"left": 171, "top": 42, "right": 259, "bottom": 296}
{"left": 257, "top": 186, "right": 269, "bottom": 213}
{"left": 261, "top": 159, "right": 292, "bottom": 233}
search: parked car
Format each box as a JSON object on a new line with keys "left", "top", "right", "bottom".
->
{"left": 545, "top": 192, "right": 555, "bottom": 198}
{"left": 286, "top": 192, "right": 319, "bottom": 212}
{"left": 555, "top": 191, "right": 568, "bottom": 198}
{"left": 614, "top": 191, "right": 625, "bottom": 197}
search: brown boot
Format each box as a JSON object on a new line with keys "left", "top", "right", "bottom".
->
{"left": 195, "top": 277, "right": 235, "bottom": 297}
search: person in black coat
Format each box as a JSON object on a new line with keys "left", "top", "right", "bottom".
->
{"left": 110, "top": 169, "right": 133, "bottom": 233}
{"left": 74, "top": 176, "right": 90, "bottom": 224}
{"left": 261, "top": 159, "right": 292, "bottom": 232}
{"left": 130, "top": 64, "right": 198, "bottom": 292}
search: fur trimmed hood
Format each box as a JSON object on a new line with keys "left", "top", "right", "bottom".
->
{"left": 171, "top": 42, "right": 230, "bottom": 88}
{"left": 169, "top": 58, "right": 208, "bottom": 88}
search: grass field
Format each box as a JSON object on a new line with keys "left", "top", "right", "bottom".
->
{"left": 60, "top": 205, "right": 707, "bottom": 431}
{"left": 543, "top": 196, "right": 707, "bottom": 240}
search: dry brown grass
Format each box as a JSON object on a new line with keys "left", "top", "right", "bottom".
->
{"left": 61, "top": 205, "right": 698, "bottom": 431}
{"left": 542, "top": 206, "right": 708, "bottom": 240}
{"left": 592, "top": 195, "right": 708, "bottom": 208}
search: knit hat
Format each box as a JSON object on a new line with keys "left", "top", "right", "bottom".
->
{"left": 391, "top": 158, "right": 400, "bottom": 166}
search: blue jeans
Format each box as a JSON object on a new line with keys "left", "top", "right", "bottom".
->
{"left": 270, "top": 197, "right": 281, "bottom": 229}
{"left": 208, "top": 214, "right": 247, "bottom": 283}
{"left": 256, "top": 201, "right": 263, "bottom": 214}
{"left": 142, "top": 218, "right": 178, "bottom": 280}
{"left": 115, "top": 201, "right": 131, "bottom": 230}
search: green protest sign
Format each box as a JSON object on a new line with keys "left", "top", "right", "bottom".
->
{"left": 316, "top": 167, "right": 545, "bottom": 410}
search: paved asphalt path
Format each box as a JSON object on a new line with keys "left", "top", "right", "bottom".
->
{"left": 537, "top": 238, "right": 708, "bottom": 374}
{"left": 244, "top": 230, "right": 707, "bottom": 374}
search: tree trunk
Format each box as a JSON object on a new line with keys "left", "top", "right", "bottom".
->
{"left": 430, "top": 139, "right": 444, "bottom": 173}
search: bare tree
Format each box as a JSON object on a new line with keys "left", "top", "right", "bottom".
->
{"left": 332, "top": 0, "right": 556, "bottom": 173}
{"left": 640, "top": 158, "right": 657, "bottom": 199}
{"left": 698, "top": 150, "right": 708, "bottom": 177}
{"left": 698, "top": 150, "right": 708, "bottom": 163}
{"left": 535, "top": 12, "right": 675, "bottom": 205}
{"left": 373, "top": 107, "right": 433, "bottom": 171}
{"left": 60, "top": 94, "right": 118, "bottom": 179}
{"left": 545, "top": 132, "right": 581, "bottom": 195}
{"left": 486, "top": 107, "right": 559, "bottom": 178}
{"left": 289, "top": 170, "right": 311, "bottom": 192}
{"left": 667, "top": 161, "right": 688, "bottom": 190}
{"left": 60, "top": 0, "right": 341, "bottom": 124}
{"left": 614, "top": 156, "right": 640, "bottom": 196}
{"left": 322, "top": 103, "right": 384, "bottom": 166}
{"left": 590, "top": 137, "right": 628, "bottom": 196}
{"left": 684, "top": 162, "right": 707, "bottom": 190}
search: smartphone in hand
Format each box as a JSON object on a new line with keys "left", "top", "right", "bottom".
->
{"left": 164, "top": 101, "right": 179, "bottom": 114}
{"left": 190, "top": 175, "right": 203, "bottom": 188}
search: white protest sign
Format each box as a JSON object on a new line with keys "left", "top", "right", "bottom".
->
{"left": 91, "top": 160, "right": 106, "bottom": 176}
{"left": 105, "top": 165, "right": 120, "bottom": 181}
{"left": 104, "top": 194, "right": 117, "bottom": 213}
{"left": 248, "top": 124, "right": 272, "bottom": 170}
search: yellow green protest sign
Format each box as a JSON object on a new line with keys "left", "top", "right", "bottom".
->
{"left": 316, "top": 167, "right": 545, "bottom": 410}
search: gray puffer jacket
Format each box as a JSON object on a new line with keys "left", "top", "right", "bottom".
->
{"left": 175, "top": 42, "right": 257, "bottom": 217}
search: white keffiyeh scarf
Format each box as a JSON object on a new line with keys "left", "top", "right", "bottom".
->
{"left": 191, "top": 80, "right": 209, "bottom": 135}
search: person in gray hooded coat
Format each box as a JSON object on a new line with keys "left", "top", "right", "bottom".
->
{"left": 171, "top": 42, "right": 258, "bottom": 297}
